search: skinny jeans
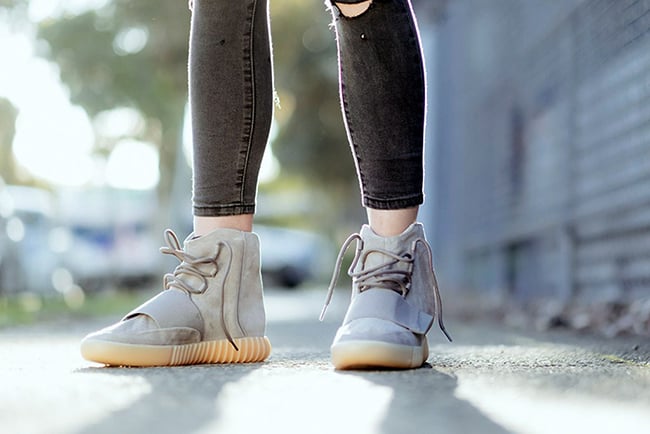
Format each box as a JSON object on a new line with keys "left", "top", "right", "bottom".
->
{"left": 189, "top": 0, "right": 426, "bottom": 216}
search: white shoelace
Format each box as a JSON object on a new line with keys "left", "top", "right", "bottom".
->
{"left": 320, "top": 233, "right": 452, "bottom": 342}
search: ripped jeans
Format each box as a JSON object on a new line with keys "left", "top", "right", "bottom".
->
{"left": 190, "top": 0, "right": 426, "bottom": 216}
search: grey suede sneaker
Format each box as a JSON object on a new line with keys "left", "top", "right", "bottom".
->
{"left": 320, "top": 223, "right": 451, "bottom": 370}
{"left": 80, "top": 228, "right": 271, "bottom": 367}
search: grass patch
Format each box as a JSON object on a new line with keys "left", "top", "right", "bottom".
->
{"left": 0, "top": 289, "right": 154, "bottom": 329}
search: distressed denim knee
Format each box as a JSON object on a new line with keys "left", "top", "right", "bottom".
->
{"left": 327, "top": 0, "right": 426, "bottom": 210}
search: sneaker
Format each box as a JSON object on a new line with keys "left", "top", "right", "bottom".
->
{"left": 80, "top": 228, "right": 271, "bottom": 367}
{"left": 320, "top": 223, "right": 451, "bottom": 369}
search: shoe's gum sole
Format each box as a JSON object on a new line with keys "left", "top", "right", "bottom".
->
{"left": 331, "top": 339, "right": 429, "bottom": 370}
{"left": 80, "top": 336, "right": 271, "bottom": 367}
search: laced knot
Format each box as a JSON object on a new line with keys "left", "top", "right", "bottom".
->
{"left": 159, "top": 229, "right": 239, "bottom": 350}
{"left": 160, "top": 230, "right": 226, "bottom": 294}
{"left": 320, "top": 232, "right": 452, "bottom": 342}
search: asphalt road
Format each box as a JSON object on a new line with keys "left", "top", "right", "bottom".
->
{"left": 1, "top": 288, "right": 649, "bottom": 434}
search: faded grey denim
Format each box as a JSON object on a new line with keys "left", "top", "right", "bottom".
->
{"left": 190, "top": 0, "right": 425, "bottom": 216}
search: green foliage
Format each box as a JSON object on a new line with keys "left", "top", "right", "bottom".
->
{"left": 0, "top": 289, "right": 153, "bottom": 328}
{"left": 270, "top": 1, "right": 356, "bottom": 187}
{"left": 38, "top": 2, "right": 189, "bottom": 121}
{"left": 37, "top": 1, "right": 191, "bottom": 197}
{"left": 0, "top": 0, "right": 22, "bottom": 8}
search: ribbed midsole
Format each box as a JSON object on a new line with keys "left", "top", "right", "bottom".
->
{"left": 81, "top": 336, "right": 272, "bottom": 367}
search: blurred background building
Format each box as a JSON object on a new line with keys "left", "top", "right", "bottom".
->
{"left": 429, "top": 0, "right": 650, "bottom": 334}
{"left": 0, "top": 0, "right": 649, "bottom": 334}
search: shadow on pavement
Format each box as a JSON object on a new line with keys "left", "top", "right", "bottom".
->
{"left": 71, "top": 364, "right": 263, "bottom": 434}
{"left": 338, "top": 364, "right": 512, "bottom": 434}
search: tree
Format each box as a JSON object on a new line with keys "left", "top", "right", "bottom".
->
{"left": 37, "top": 1, "right": 191, "bottom": 201}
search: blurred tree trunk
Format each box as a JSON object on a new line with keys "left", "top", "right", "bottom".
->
{"left": 0, "top": 98, "right": 18, "bottom": 184}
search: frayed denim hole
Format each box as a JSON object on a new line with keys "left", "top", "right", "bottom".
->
{"left": 333, "top": 0, "right": 374, "bottom": 19}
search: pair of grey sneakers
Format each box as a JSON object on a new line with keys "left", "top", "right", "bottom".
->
{"left": 80, "top": 223, "right": 451, "bottom": 369}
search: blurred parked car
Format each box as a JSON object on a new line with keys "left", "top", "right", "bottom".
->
{"left": 56, "top": 188, "right": 161, "bottom": 291}
{"left": 0, "top": 185, "right": 59, "bottom": 295}
{"left": 254, "top": 225, "right": 333, "bottom": 288}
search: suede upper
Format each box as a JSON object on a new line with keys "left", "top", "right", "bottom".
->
{"left": 332, "top": 223, "right": 441, "bottom": 349}
{"left": 83, "top": 228, "right": 267, "bottom": 347}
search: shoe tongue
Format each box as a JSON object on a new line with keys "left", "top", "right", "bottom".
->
{"left": 183, "top": 227, "right": 242, "bottom": 257}
{"left": 169, "top": 229, "right": 241, "bottom": 291}
{"left": 358, "top": 223, "right": 421, "bottom": 267}
{"left": 184, "top": 232, "right": 217, "bottom": 258}
{"left": 356, "top": 224, "right": 423, "bottom": 288}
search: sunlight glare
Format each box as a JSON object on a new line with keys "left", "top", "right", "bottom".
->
{"left": 113, "top": 26, "right": 149, "bottom": 56}
{"left": 28, "top": 0, "right": 112, "bottom": 22}
{"left": 203, "top": 370, "right": 393, "bottom": 434}
{"left": 94, "top": 107, "right": 146, "bottom": 139}
{"left": 13, "top": 103, "right": 95, "bottom": 186}
{"left": 106, "top": 139, "right": 160, "bottom": 190}
{"left": 0, "top": 27, "right": 95, "bottom": 186}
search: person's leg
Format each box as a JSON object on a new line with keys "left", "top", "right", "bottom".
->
{"left": 80, "top": 0, "right": 274, "bottom": 367}
{"left": 322, "top": 0, "right": 450, "bottom": 370}
{"left": 331, "top": 0, "right": 426, "bottom": 216}
{"left": 191, "top": 0, "right": 273, "bottom": 235}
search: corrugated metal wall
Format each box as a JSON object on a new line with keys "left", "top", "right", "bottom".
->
{"left": 432, "top": 0, "right": 650, "bottom": 309}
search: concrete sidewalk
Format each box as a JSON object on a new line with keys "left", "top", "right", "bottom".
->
{"left": 1, "top": 288, "right": 649, "bottom": 434}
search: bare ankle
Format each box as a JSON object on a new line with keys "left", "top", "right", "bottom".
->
{"left": 193, "top": 214, "right": 254, "bottom": 235}
{"left": 366, "top": 207, "right": 418, "bottom": 237}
